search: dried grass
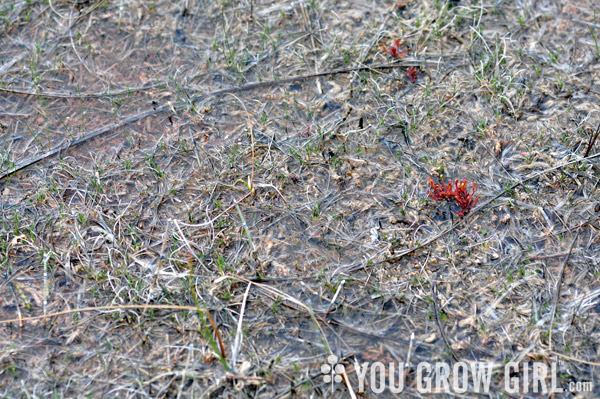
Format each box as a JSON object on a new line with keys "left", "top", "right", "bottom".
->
{"left": 0, "top": 0, "right": 599, "bottom": 397}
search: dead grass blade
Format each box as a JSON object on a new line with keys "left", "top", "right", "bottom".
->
{"left": 0, "top": 304, "right": 210, "bottom": 325}
{"left": 547, "top": 229, "right": 580, "bottom": 352}
{"left": 584, "top": 122, "right": 600, "bottom": 158}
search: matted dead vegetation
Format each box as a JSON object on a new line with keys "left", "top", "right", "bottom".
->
{"left": 0, "top": 0, "right": 599, "bottom": 397}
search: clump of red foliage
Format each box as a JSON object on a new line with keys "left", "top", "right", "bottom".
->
{"left": 298, "top": 125, "right": 311, "bottom": 137}
{"left": 406, "top": 66, "right": 417, "bottom": 83}
{"left": 382, "top": 39, "right": 405, "bottom": 58}
{"left": 428, "top": 177, "right": 478, "bottom": 217}
{"left": 381, "top": 39, "right": 418, "bottom": 83}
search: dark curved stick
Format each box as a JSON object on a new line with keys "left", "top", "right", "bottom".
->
{"left": 0, "top": 62, "right": 411, "bottom": 181}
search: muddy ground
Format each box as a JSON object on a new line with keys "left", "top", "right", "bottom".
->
{"left": 0, "top": 0, "right": 599, "bottom": 397}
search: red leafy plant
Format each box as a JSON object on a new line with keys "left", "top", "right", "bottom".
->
{"left": 381, "top": 40, "right": 417, "bottom": 83}
{"left": 382, "top": 39, "right": 405, "bottom": 58}
{"left": 396, "top": 0, "right": 407, "bottom": 10}
{"left": 406, "top": 66, "right": 417, "bottom": 83}
{"left": 428, "top": 177, "right": 479, "bottom": 217}
{"left": 298, "top": 125, "right": 311, "bottom": 137}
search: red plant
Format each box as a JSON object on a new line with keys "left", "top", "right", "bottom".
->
{"left": 298, "top": 125, "right": 311, "bottom": 137}
{"left": 428, "top": 177, "right": 479, "bottom": 217}
{"left": 428, "top": 177, "right": 454, "bottom": 202}
{"left": 406, "top": 66, "right": 417, "bottom": 83}
{"left": 382, "top": 39, "right": 405, "bottom": 58}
